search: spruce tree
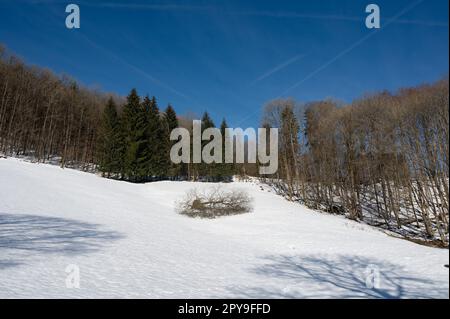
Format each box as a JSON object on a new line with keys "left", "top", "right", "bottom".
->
{"left": 144, "top": 96, "right": 169, "bottom": 179}
{"left": 122, "top": 89, "right": 147, "bottom": 181}
{"left": 115, "top": 116, "right": 127, "bottom": 179}
{"left": 134, "top": 98, "right": 150, "bottom": 180}
{"left": 165, "top": 104, "right": 178, "bottom": 132}
{"left": 142, "top": 95, "right": 158, "bottom": 178}
{"left": 165, "top": 104, "right": 180, "bottom": 178}
{"left": 97, "top": 97, "right": 120, "bottom": 177}
{"left": 219, "top": 118, "right": 234, "bottom": 181}
{"left": 152, "top": 97, "right": 170, "bottom": 178}
{"left": 200, "top": 112, "right": 216, "bottom": 180}
{"left": 156, "top": 113, "right": 170, "bottom": 178}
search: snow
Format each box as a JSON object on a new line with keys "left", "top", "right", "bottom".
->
{"left": 0, "top": 157, "right": 448, "bottom": 299}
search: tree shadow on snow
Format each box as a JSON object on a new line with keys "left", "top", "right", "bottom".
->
{"left": 226, "top": 255, "right": 448, "bottom": 299}
{"left": 0, "top": 260, "right": 22, "bottom": 269}
{"left": 0, "top": 213, "right": 123, "bottom": 268}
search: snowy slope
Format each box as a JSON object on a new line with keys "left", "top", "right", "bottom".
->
{"left": 0, "top": 157, "right": 448, "bottom": 299}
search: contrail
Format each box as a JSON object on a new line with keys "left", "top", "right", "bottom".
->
{"left": 231, "top": 9, "right": 448, "bottom": 27}
{"left": 393, "top": 19, "right": 448, "bottom": 27}
{"left": 77, "top": 32, "right": 191, "bottom": 101}
{"left": 251, "top": 54, "right": 307, "bottom": 85}
{"left": 76, "top": 2, "right": 214, "bottom": 12}
{"left": 233, "top": 11, "right": 363, "bottom": 22}
{"left": 280, "top": 0, "right": 427, "bottom": 96}
{"left": 236, "top": 0, "right": 428, "bottom": 126}
{"left": 18, "top": 1, "right": 193, "bottom": 102}
{"left": 76, "top": 33, "right": 227, "bottom": 132}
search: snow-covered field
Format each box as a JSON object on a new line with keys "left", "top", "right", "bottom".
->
{"left": 0, "top": 158, "right": 448, "bottom": 299}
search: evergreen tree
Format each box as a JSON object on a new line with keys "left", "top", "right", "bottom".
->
{"left": 142, "top": 95, "right": 158, "bottom": 178}
{"left": 156, "top": 112, "right": 170, "bottom": 178}
{"left": 165, "top": 104, "right": 178, "bottom": 132}
{"left": 122, "top": 89, "right": 147, "bottom": 181}
{"left": 219, "top": 118, "right": 234, "bottom": 180}
{"left": 153, "top": 98, "right": 170, "bottom": 178}
{"left": 144, "top": 96, "right": 169, "bottom": 179}
{"left": 115, "top": 116, "right": 127, "bottom": 179}
{"left": 165, "top": 104, "right": 180, "bottom": 178}
{"left": 199, "top": 112, "right": 216, "bottom": 180}
{"left": 134, "top": 98, "right": 150, "bottom": 180}
{"left": 97, "top": 98, "right": 120, "bottom": 177}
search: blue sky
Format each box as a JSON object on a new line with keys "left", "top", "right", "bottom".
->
{"left": 0, "top": 0, "right": 448, "bottom": 128}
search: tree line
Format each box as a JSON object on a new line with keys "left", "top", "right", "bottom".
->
{"left": 0, "top": 45, "right": 236, "bottom": 181}
{"left": 97, "top": 89, "right": 235, "bottom": 182}
{"left": 261, "top": 79, "right": 449, "bottom": 246}
{"left": 1, "top": 44, "right": 447, "bottom": 245}
{"left": 0, "top": 46, "right": 104, "bottom": 168}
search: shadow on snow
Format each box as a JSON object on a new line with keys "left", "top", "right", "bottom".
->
{"left": 226, "top": 255, "right": 448, "bottom": 299}
{"left": 0, "top": 212, "right": 123, "bottom": 268}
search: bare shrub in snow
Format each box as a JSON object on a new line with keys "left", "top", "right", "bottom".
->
{"left": 177, "top": 187, "right": 253, "bottom": 218}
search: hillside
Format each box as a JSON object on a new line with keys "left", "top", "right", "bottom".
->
{"left": 0, "top": 158, "right": 448, "bottom": 298}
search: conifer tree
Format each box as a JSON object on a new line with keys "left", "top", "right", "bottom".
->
{"left": 144, "top": 96, "right": 169, "bottom": 179}
{"left": 134, "top": 98, "right": 150, "bottom": 180}
{"left": 97, "top": 97, "right": 120, "bottom": 177}
{"left": 219, "top": 118, "right": 234, "bottom": 180}
{"left": 156, "top": 112, "right": 170, "bottom": 178}
{"left": 115, "top": 116, "right": 127, "bottom": 179}
{"left": 122, "top": 89, "right": 147, "bottom": 181}
{"left": 165, "top": 104, "right": 178, "bottom": 132}
{"left": 200, "top": 112, "right": 216, "bottom": 180}
{"left": 142, "top": 95, "right": 158, "bottom": 178}
{"left": 165, "top": 104, "right": 180, "bottom": 178}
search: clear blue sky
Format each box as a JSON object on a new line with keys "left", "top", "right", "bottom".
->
{"left": 0, "top": 0, "right": 448, "bottom": 128}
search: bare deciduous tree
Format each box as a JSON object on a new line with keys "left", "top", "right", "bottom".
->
{"left": 261, "top": 79, "right": 449, "bottom": 246}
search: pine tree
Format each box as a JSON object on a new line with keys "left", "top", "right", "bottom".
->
{"left": 200, "top": 111, "right": 216, "bottom": 180}
{"left": 156, "top": 112, "right": 170, "bottom": 178}
{"left": 165, "top": 104, "right": 178, "bottom": 132}
{"left": 134, "top": 98, "right": 150, "bottom": 180}
{"left": 152, "top": 97, "right": 170, "bottom": 178}
{"left": 219, "top": 118, "right": 234, "bottom": 181}
{"left": 165, "top": 104, "right": 180, "bottom": 178}
{"left": 122, "top": 89, "right": 147, "bottom": 181}
{"left": 142, "top": 95, "right": 158, "bottom": 178}
{"left": 115, "top": 116, "right": 127, "bottom": 179}
{"left": 144, "top": 96, "right": 169, "bottom": 179}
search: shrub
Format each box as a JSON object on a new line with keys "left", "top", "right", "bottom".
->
{"left": 177, "top": 187, "right": 253, "bottom": 218}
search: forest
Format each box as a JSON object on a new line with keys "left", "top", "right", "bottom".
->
{"left": 0, "top": 45, "right": 234, "bottom": 181}
{"left": 0, "top": 45, "right": 448, "bottom": 246}
{"left": 262, "top": 80, "right": 448, "bottom": 246}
